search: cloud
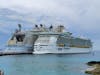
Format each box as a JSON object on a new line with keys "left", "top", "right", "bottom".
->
{"left": 0, "top": 0, "right": 100, "bottom": 35}
{"left": 0, "top": 0, "right": 100, "bottom": 50}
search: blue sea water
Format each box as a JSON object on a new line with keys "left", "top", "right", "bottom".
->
{"left": 0, "top": 51, "right": 99, "bottom": 75}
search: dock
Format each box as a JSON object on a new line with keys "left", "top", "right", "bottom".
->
{"left": 0, "top": 51, "right": 32, "bottom": 56}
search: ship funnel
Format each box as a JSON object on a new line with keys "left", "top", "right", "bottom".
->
{"left": 18, "top": 24, "right": 22, "bottom": 31}
{"left": 40, "top": 24, "right": 43, "bottom": 27}
{"left": 57, "top": 25, "right": 64, "bottom": 32}
{"left": 35, "top": 24, "right": 38, "bottom": 28}
{"left": 49, "top": 25, "right": 53, "bottom": 31}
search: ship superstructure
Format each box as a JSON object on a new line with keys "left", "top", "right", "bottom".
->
{"left": 5, "top": 24, "right": 92, "bottom": 54}
{"left": 33, "top": 26, "right": 92, "bottom": 54}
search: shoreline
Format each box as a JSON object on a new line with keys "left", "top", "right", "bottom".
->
{"left": 85, "top": 61, "right": 100, "bottom": 75}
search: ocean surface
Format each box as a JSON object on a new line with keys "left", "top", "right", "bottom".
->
{"left": 0, "top": 51, "right": 99, "bottom": 75}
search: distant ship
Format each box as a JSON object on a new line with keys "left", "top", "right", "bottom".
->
{"left": 5, "top": 24, "right": 92, "bottom": 54}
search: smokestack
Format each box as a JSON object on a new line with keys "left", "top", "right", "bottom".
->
{"left": 18, "top": 24, "right": 22, "bottom": 31}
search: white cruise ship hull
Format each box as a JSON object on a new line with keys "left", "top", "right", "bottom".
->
{"left": 33, "top": 34, "right": 92, "bottom": 54}
{"left": 33, "top": 47, "right": 92, "bottom": 54}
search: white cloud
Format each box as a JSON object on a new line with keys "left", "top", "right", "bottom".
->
{"left": 0, "top": 0, "right": 100, "bottom": 31}
{"left": 0, "top": 0, "right": 100, "bottom": 50}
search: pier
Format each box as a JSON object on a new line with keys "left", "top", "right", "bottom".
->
{"left": 0, "top": 51, "right": 32, "bottom": 56}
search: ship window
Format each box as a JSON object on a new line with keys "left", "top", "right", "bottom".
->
{"left": 37, "top": 36, "right": 50, "bottom": 43}
{"left": 58, "top": 44, "right": 65, "bottom": 47}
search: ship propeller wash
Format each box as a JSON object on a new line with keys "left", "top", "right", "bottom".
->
{"left": 5, "top": 24, "right": 92, "bottom": 54}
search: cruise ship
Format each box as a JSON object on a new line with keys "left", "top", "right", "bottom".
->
{"left": 5, "top": 24, "right": 92, "bottom": 54}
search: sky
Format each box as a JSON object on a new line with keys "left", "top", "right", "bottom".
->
{"left": 0, "top": 0, "right": 100, "bottom": 50}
